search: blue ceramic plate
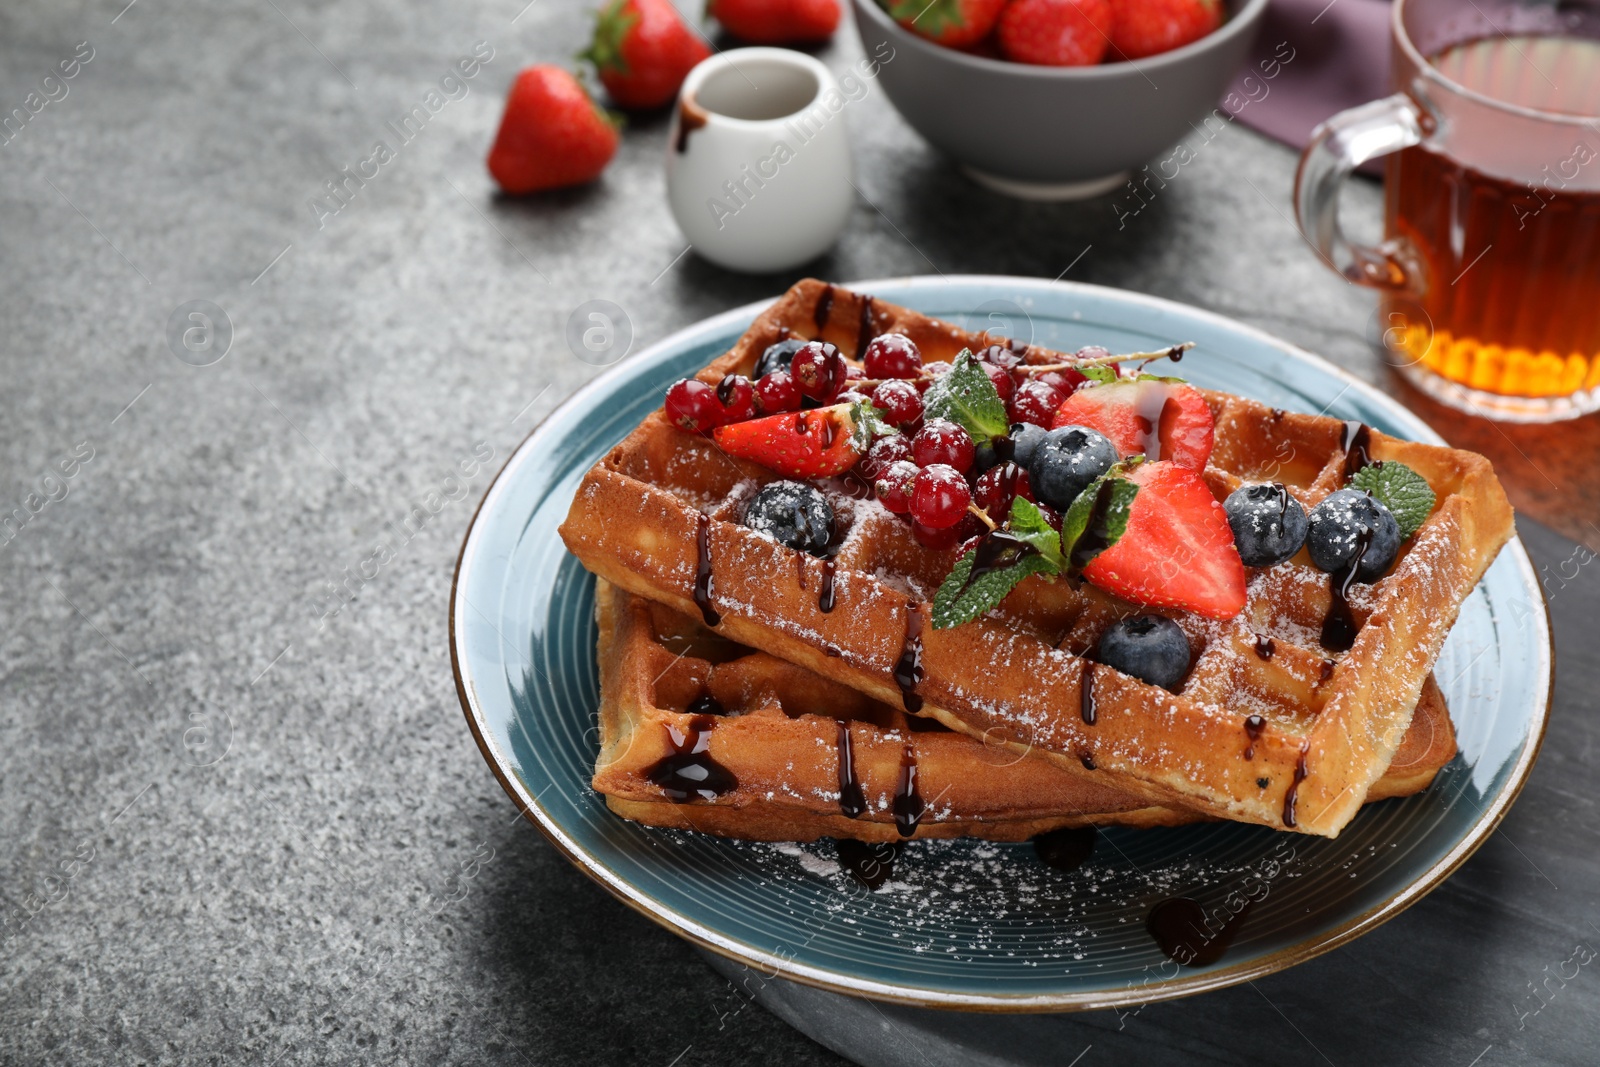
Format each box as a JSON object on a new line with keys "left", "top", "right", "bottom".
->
{"left": 451, "top": 276, "right": 1551, "bottom": 1011}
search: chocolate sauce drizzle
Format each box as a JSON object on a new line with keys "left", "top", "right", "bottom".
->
{"left": 1320, "top": 525, "right": 1373, "bottom": 652}
{"left": 837, "top": 839, "right": 901, "bottom": 890}
{"left": 1079, "top": 752, "right": 1096, "bottom": 770}
{"left": 836, "top": 722, "right": 866, "bottom": 819}
{"left": 1034, "top": 826, "right": 1096, "bottom": 871}
{"left": 1069, "top": 481, "right": 1121, "bottom": 573}
{"left": 892, "top": 602, "right": 926, "bottom": 713}
{"left": 1243, "top": 714, "right": 1266, "bottom": 760}
{"left": 1252, "top": 634, "right": 1276, "bottom": 661}
{"left": 892, "top": 744, "right": 924, "bottom": 837}
{"left": 958, "top": 530, "right": 1039, "bottom": 597}
{"left": 1318, "top": 659, "right": 1336, "bottom": 684}
{"left": 1147, "top": 895, "right": 1254, "bottom": 966}
{"left": 645, "top": 715, "right": 738, "bottom": 802}
{"left": 818, "top": 560, "right": 837, "bottom": 613}
{"left": 1080, "top": 660, "right": 1098, "bottom": 725}
{"left": 856, "top": 296, "right": 876, "bottom": 358}
{"left": 715, "top": 373, "right": 738, "bottom": 405}
{"left": 693, "top": 512, "right": 720, "bottom": 627}
{"left": 814, "top": 284, "right": 835, "bottom": 331}
{"left": 674, "top": 100, "right": 707, "bottom": 153}
{"left": 1340, "top": 421, "right": 1374, "bottom": 480}
{"left": 1282, "top": 742, "right": 1311, "bottom": 828}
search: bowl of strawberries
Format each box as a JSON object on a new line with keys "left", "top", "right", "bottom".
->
{"left": 853, "top": 0, "right": 1268, "bottom": 197}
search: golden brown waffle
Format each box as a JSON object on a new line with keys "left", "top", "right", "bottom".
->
{"left": 562, "top": 280, "right": 1513, "bottom": 837}
{"left": 593, "top": 582, "right": 1457, "bottom": 842}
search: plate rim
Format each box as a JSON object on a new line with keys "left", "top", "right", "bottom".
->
{"left": 450, "top": 274, "right": 1554, "bottom": 1012}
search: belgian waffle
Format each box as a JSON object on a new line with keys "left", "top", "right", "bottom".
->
{"left": 561, "top": 280, "right": 1513, "bottom": 837}
{"left": 594, "top": 582, "right": 1458, "bottom": 842}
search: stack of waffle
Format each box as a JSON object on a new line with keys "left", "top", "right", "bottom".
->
{"left": 561, "top": 281, "right": 1513, "bottom": 840}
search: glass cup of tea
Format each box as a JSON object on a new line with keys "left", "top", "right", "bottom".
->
{"left": 1294, "top": 0, "right": 1600, "bottom": 422}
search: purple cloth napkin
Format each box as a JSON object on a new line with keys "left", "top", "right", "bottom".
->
{"left": 1224, "top": 0, "right": 1393, "bottom": 154}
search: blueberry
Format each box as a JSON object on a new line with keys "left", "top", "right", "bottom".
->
{"left": 754, "top": 338, "right": 806, "bottom": 379}
{"left": 1224, "top": 483, "right": 1308, "bottom": 567}
{"left": 1306, "top": 488, "right": 1401, "bottom": 581}
{"left": 1008, "top": 422, "right": 1048, "bottom": 471}
{"left": 1028, "top": 425, "right": 1118, "bottom": 511}
{"left": 743, "top": 480, "right": 833, "bottom": 556}
{"left": 1097, "top": 615, "right": 1190, "bottom": 691}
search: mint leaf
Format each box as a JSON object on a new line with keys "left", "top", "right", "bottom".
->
{"left": 1007, "top": 497, "right": 1065, "bottom": 572}
{"left": 846, "top": 398, "right": 899, "bottom": 452}
{"left": 1350, "top": 460, "right": 1435, "bottom": 538}
{"left": 932, "top": 541, "right": 1056, "bottom": 629}
{"left": 921, "top": 349, "right": 1009, "bottom": 445}
{"left": 1061, "top": 467, "right": 1140, "bottom": 572}
{"left": 1079, "top": 366, "right": 1118, "bottom": 384}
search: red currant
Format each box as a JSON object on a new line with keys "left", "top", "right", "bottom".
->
{"left": 911, "top": 419, "right": 975, "bottom": 472}
{"left": 910, "top": 464, "right": 971, "bottom": 530}
{"left": 860, "top": 435, "right": 912, "bottom": 481}
{"left": 714, "top": 374, "right": 757, "bottom": 423}
{"left": 1009, "top": 378, "right": 1065, "bottom": 427}
{"left": 1037, "top": 368, "right": 1088, "bottom": 396}
{"left": 834, "top": 389, "right": 873, "bottom": 408}
{"left": 979, "top": 361, "right": 1015, "bottom": 406}
{"left": 791, "top": 341, "right": 845, "bottom": 401}
{"left": 915, "top": 361, "right": 952, "bottom": 393}
{"left": 863, "top": 333, "right": 923, "bottom": 380}
{"left": 871, "top": 380, "right": 923, "bottom": 426}
{"left": 1074, "top": 345, "right": 1111, "bottom": 361}
{"left": 979, "top": 343, "right": 1024, "bottom": 371}
{"left": 912, "top": 512, "right": 981, "bottom": 549}
{"left": 972, "top": 462, "right": 1034, "bottom": 522}
{"left": 664, "top": 378, "right": 721, "bottom": 434}
{"left": 873, "top": 459, "right": 919, "bottom": 514}
{"left": 753, "top": 371, "right": 801, "bottom": 414}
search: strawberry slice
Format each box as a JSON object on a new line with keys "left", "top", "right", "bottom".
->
{"left": 712, "top": 402, "right": 875, "bottom": 478}
{"left": 1053, "top": 380, "right": 1214, "bottom": 471}
{"left": 1081, "top": 461, "right": 1245, "bottom": 619}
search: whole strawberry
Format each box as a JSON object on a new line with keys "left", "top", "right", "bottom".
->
{"left": 710, "top": 0, "right": 841, "bottom": 43}
{"left": 999, "top": 0, "right": 1113, "bottom": 65}
{"left": 883, "top": 0, "right": 1007, "bottom": 48}
{"left": 581, "top": 0, "right": 712, "bottom": 110}
{"left": 487, "top": 66, "right": 620, "bottom": 194}
{"left": 1110, "top": 0, "right": 1221, "bottom": 59}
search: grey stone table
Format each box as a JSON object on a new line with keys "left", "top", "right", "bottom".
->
{"left": 2, "top": 2, "right": 1596, "bottom": 1065}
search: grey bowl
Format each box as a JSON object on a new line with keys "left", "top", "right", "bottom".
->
{"left": 851, "top": 0, "right": 1269, "bottom": 198}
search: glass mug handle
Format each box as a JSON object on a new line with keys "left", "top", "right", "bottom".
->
{"left": 1294, "top": 93, "right": 1426, "bottom": 291}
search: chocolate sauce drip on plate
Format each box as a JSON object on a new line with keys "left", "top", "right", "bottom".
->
{"left": 836, "top": 722, "right": 866, "bottom": 819}
{"left": 1034, "top": 826, "right": 1096, "bottom": 871}
{"left": 814, "top": 284, "right": 835, "bottom": 330}
{"left": 837, "top": 839, "right": 901, "bottom": 890}
{"left": 1147, "top": 895, "right": 1254, "bottom": 966}
{"left": 646, "top": 715, "right": 738, "bottom": 802}
{"left": 693, "top": 512, "right": 720, "bottom": 627}
{"left": 1252, "top": 634, "right": 1276, "bottom": 661}
{"left": 1320, "top": 525, "right": 1373, "bottom": 652}
{"left": 892, "top": 744, "right": 924, "bottom": 837}
{"left": 1282, "top": 742, "right": 1310, "bottom": 827}
{"left": 1340, "top": 421, "right": 1374, "bottom": 479}
{"left": 818, "top": 559, "right": 837, "bottom": 613}
{"left": 892, "top": 602, "right": 926, "bottom": 713}
{"left": 1080, "top": 660, "right": 1097, "bottom": 725}
{"left": 1243, "top": 714, "right": 1266, "bottom": 760}
{"left": 856, "top": 296, "right": 875, "bottom": 358}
